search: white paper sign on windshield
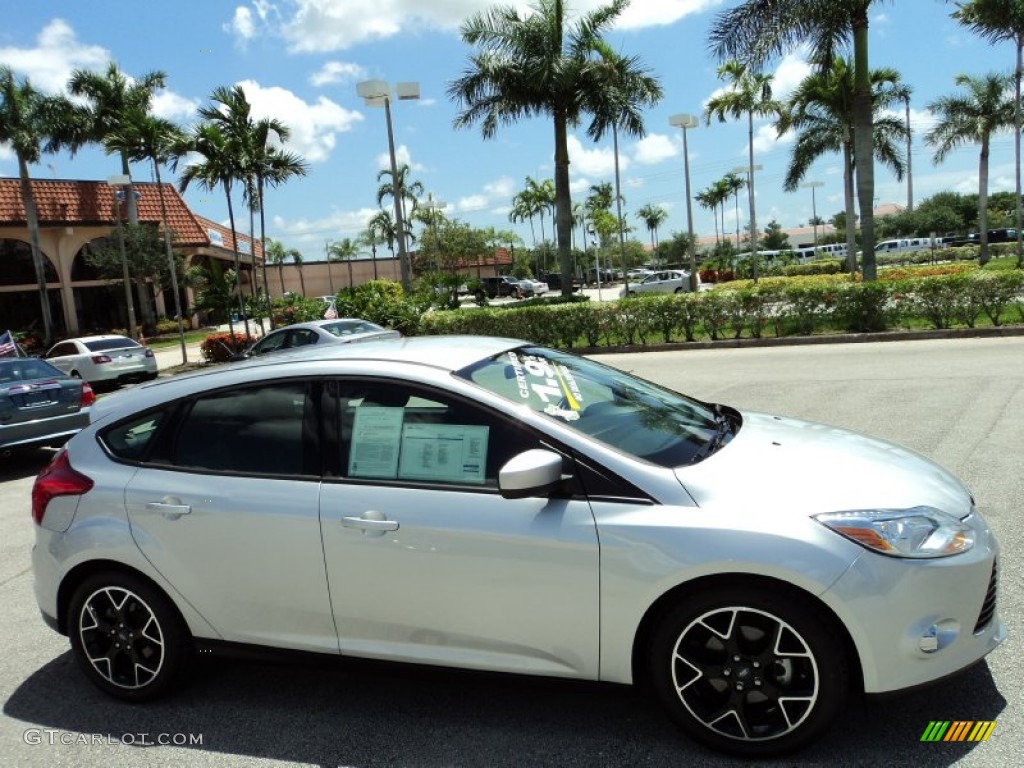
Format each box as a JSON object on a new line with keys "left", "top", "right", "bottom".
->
{"left": 348, "top": 407, "right": 404, "bottom": 478}
{"left": 398, "top": 423, "right": 489, "bottom": 484}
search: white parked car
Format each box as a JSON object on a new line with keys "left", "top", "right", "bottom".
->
{"left": 44, "top": 335, "right": 158, "bottom": 387}
{"left": 518, "top": 277, "right": 549, "bottom": 297}
{"left": 31, "top": 335, "right": 1002, "bottom": 757}
{"left": 620, "top": 269, "right": 700, "bottom": 298}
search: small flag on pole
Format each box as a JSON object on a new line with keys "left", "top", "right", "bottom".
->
{"left": 0, "top": 330, "right": 17, "bottom": 357}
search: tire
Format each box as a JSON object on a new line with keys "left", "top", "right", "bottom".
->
{"left": 674, "top": 287, "right": 684, "bottom": 294}
{"left": 69, "top": 371, "right": 81, "bottom": 379}
{"left": 68, "top": 571, "right": 191, "bottom": 701}
{"left": 648, "top": 585, "right": 848, "bottom": 757}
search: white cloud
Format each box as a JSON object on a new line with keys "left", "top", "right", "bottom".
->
{"left": 0, "top": 19, "right": 108, "bottom": 94}
{"left": 483, "top": 176, "right": 515, "bottom": 199}
{"left": 374, "top": 144, "right": 426, "bottom": 173}
{"left": 151, "top": 90, "right": 200, "bottom": 121}
{"left": 273, "top": 205, "right": 382, "bottom": 242}
{"left": 568, "top": 135, "right": 623, "bottom": 178}
{"left": 267, "top": 0, "right": 722, "bottom": 53}
{"left": 225, "top": 7, "right": 257, "bottom": 40}
{"left": 633, "top": 133, "right": 678, "bottom": 165}
{"left": 238, "top": 79, "right": 363, "bottom": 163}
{"left": 309, "top": 61, "right": 367, "bottom": 87}
{"left": 771, "top": 51, "right": 812, "bottom": 101}
{"left": 456, "top": 194, "right": 489, "bottom": 212}
{"left": 752, "top": 122, "right": 791, "bottom": 154}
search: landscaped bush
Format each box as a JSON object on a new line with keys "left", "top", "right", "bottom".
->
{"left": 335, "top": 280, "right": 426, "bottom": 335}
{"left": 831, "top": 281, "right": 896, "bottom": 333}
{"left": 783, "top": 260, "right": 844, "bottom": 277}
{"left": 200, "top": 332, "right": 252, "bottom": 362}
{"left": 154, "top": 317, "right": 180, "bottom": 335}
{"left": 271, "top": 295, "right": 326, "bottom": 326}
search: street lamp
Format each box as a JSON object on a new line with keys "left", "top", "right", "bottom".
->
{"left": 107, "top": 174, "right": 138, "bottom": 339}
{"left": 669, "top": 113, "right": 699, "bottom": 291}
{"left": 421, "top": 193, "right": 447, "bottom": 274}
{"left": 730, "top": 164, "right": 763, "bottom": 280}
{"left": 801, "top": 181, "right": 824, "bottom": 249}
{"left": 357, "top": 79, "right": 420, "bottom": 292}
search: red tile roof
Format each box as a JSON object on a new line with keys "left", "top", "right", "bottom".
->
{"left": 0, "top": 178, "right": 209, "bottom": 246}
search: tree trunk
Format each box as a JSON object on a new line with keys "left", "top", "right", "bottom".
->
{"left": 1015, "top": 38, "right": 1023, "bottom": 268}
{"left": 978, "top": 135, "right": 990, "bottom": 266}
{"left": 747, "top": 110, "right": 758, "bottom": 281}
{"left": 18, "top": 157, "right": 55, "bottom": 345}
{"left": 278, "top": 264, "right": 285, "bottom": 295}
{"left": 843, "top": 139, "right": 858, "bottom": 273}
{"left": 553, "top": 108, "right": 574, "bottom": 296}
{"left": 121, "top": 152, "right": 139, "bottom": 225}
{"left": 225, "top": 183, "right": 249, "bottom": 337}
{"left": 852, "top": 11, "right": 877, "bottom": 280}
{"left": 153, "top": 165, "right": 188, "bottom": 365}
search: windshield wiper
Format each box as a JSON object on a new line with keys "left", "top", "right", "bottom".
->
{"left": 689, "top": 404, "right": 733, "bottom": 464}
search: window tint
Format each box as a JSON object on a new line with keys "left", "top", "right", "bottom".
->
{"left": 251, "top": 331, "right": 288, "bottom": 356}
{"left": 101, "top": 410, "right": 169, "bottom": 462}
{"left": 321, "top": 320, "right": 382, "bottom": 337}
{"left": 336, "top": 381, "right": 541, "bottom": 487}
{"left": 84, "top": 337, "right": 139, "bottom": 352}
{"left": 173, "top": 383, "right": 313, "bottom": 475}
{"left": 0, "top": 358, "right": 64, "bottom": 382}
{"left": 286, "top": 329, "right": 319, "bottom": 348}
{"left": 47, "top": 343, "right": 79, "bottom": 357}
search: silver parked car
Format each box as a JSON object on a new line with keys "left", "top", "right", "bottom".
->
{"left": 620, "top": 269, "right": 700, "bottom": 298}
{"left": 31, "top": 336, "right": 1002, "bottom": 756}
{"left": 44, "top": 335, "right": 158, "bottom": 386}
{"left": 1, "top": 357, "right": 94, "bottom": 455}
{"left": 238, "top": 318, "right": 400, "bottom": 359}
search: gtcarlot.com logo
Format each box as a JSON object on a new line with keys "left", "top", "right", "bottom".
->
{"left": 920, "top": 721, "right": 996, "bottom": 742}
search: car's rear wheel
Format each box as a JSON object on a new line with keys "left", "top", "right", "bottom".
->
{"left": 648, "top": 585, "right": 848, "bottom": 757}
{"left": 674, "top": 287, "right": 684, "bottom": 294}
{"left": 68, "top": 571, "right": 190, "bottom": 701}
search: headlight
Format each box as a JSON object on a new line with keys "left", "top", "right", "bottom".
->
{"left": 814, "top": 506, "right": 974, "bottom": 558}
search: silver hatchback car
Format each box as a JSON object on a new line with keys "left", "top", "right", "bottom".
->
{"left": 30, "top": 336, "right": 1003, "bottom": 756}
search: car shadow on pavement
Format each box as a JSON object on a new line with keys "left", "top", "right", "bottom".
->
{"left": 4, "top": 651, "right": 1006, "bottom": 766}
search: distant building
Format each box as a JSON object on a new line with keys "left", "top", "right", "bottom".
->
{"left": 0, "top": 178, "right": 261, "bottom": 336}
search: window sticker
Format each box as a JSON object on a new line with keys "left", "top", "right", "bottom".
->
{"left": 398, "top": 423, "right": 489, "bottom": 484}
{"left": 505, "top": 351, "right": 584, "bottom": 420}
{"left": 348, "top": 407, "right": 404, "bottom": 478}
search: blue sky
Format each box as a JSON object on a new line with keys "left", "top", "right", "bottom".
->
{"left": 0, "top": 1, "right": 1016, "bottom": 258}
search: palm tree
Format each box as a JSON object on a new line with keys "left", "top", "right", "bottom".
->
{"left": 709, "top": 1, "right": 885, "bottom": 279}
{"left": 449, "top": 0, "right": 661, "bottom": 296}
{"left": 104, "top": 108, "right": 189, "bottom": 361}
{"left": 358, "top": 226, "right": 384, "bottom": 279}
{"left": 290, "top": 248, "right": 307, "bottom": 296}
{"left": 175, "top": 120, "right": 247, "bottom": 336}
{"left": 264, "top": 238, "right": 289, "bottom": 295}
{"left": 0, "top": 66, "right": 78, "bottom": 345}
{"left": 953, "top": 0, "right": 1024, "bottom": 267}
{"left": 68, "top": 62, "right": 166, "bottom": 224}
{"left": 704, "top": 60, "right": 781, "bottom": 281}
{"left": 722, "top": 173, "right": 746, "bottom": 247}
{"left": 377, "top": 164, "right": 424, "bottom": 233}
{"left": 777, "top": 57, "right": 907, "bottom": 271}
{"left": 926, "top": 72, "right": 1015, "bottom": 265}
{"left": 695, "top": 186, "right": 722, "bottom": 245}
{"left": 244, "top": 117, "right": 308, "bottom": 327}
{"left": 524, "top": 176, "right": 556, "bottom": 243}
{"left": 508, "top": 192, "right": 537, "bottom": 246}
{"left": 636, "top": 204, "right": 668, "bottom": 250}
{"left": 328, "top": 238, "right": 360, "bottom": 290}
{"left": 369, "top": 209, "right": 398, "bottom": 260}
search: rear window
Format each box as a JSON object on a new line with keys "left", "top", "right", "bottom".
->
{"left": 85, "top": 337, "right": 139, "bottom": 352}
{"left": 0, "top": 358, "right": 65, "bottom": 383}
{"left": 322, "top": 320, "right": 382, "bottom": 337}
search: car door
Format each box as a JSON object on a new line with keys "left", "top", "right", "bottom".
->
{"left": 120, "top": 380, "right": 337, "bottom": 652}
{"left": 319, "top": 379, "right": 601, "bottom": 679}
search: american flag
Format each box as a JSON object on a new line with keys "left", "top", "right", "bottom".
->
{"left": 0, "top": 330, "right": 17, "bottom": 357}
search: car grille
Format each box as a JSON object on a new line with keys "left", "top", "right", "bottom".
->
{"left": 973, "top": 559, "right": 998, "bottom": 633}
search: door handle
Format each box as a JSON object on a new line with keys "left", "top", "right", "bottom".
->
{"left": 145, "top": 498, "right": 192, "bottom": 518}
{"left": 339, "top": 514, "right": 395, "bottom": 536}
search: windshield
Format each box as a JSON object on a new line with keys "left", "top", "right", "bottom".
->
{"left": 457, "top": 346, "right": 735, "bottom": 467}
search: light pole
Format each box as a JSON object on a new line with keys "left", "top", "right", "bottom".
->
{"left": 669, "top": 114, "right": 699, "bottom": 291}
{"left": 731, "top": 164, "right": 763, "bottom": 280}
{"left": 107, "top": 175, "right": 138, "bottom": 339}
{"left": 802, "top": 181, "right": 824, "bottom": 249}
{"left": 357, "top": 79, "right": 420, "bottom": 293}
{"left": 422, "top": 193, "right": 447, "bottom": 274}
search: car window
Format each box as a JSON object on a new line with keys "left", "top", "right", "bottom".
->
{"left": 251, "top": 331, "right": 288, "bottom": 355}
{"left": 172, "top": 383, "right": 315, "bottom": 476}
{"left": 335, "top": 381, "right": 542, "bottom": 488}
{"left": 84, "top": 337, "right": 139, "bottom": 352}
{"left": 101, "top": 410, "right": 170, "bottom": 462}
{"left": 321, "top": 320, "right": 381, "bottom": 337}
{"left": 47, "top": 342, "right": 79, "bottom": 357}
{"left": 286, "top": 329, "right": 319, "bottom": 348}
{"left": 0, "top": 358, "right": 64, "bottom": 382}
{"left": 457, "top": 346, "right": 724, "bottom": 467}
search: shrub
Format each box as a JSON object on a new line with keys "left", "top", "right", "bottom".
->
{"left": 783, "top": 285, "right": 835, "bottom": 335}
{"left": 831, "top": 281, "right": 895, "bottom": 333}
{"left": 154, "top": 317, "right": 180, "bottom": 335}
{"left": 698, "top": 290, "right": 734, "bottom": 340}
{"left": 200, "top": 332, "right": 252, "bottom": 362}
{"left": 783, "top": 260, "right": 843, "bottom": 277}
{"left": 911, "top": 275, "right": 962, "bottom": 329}
{"left": 972, "top": 270, "right": 1024, "bottom": 326}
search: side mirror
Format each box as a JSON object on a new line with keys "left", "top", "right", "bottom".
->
{"left": 498, "top": 449, "right": 567, "bottom": 500}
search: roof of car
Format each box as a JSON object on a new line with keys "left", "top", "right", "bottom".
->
{"left": 278, "top": 318, "right": 382, "bottom": 331}
{"left": 254, "top": 334, "right": 523, "bottom": 369}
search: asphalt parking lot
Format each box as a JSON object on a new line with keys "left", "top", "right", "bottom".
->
{"left": 1, "top": 336, "right": 1020, "bottom": 767}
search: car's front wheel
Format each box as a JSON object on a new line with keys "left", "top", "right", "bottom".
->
{"left": 648, "top": 585, "right": 849, "bottom": 757}
{"left": 68, "top": 571, "right": 191, "bottom": 701}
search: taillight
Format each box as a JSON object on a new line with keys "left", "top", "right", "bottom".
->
{"left": 90, "top": 354, "right": 112, "bottom": 364}
{"left": 80, "top": 381, "right": 96, "bottom": 407}
{"left": 32, "top": 449, "right": 93, "bottom": 526}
